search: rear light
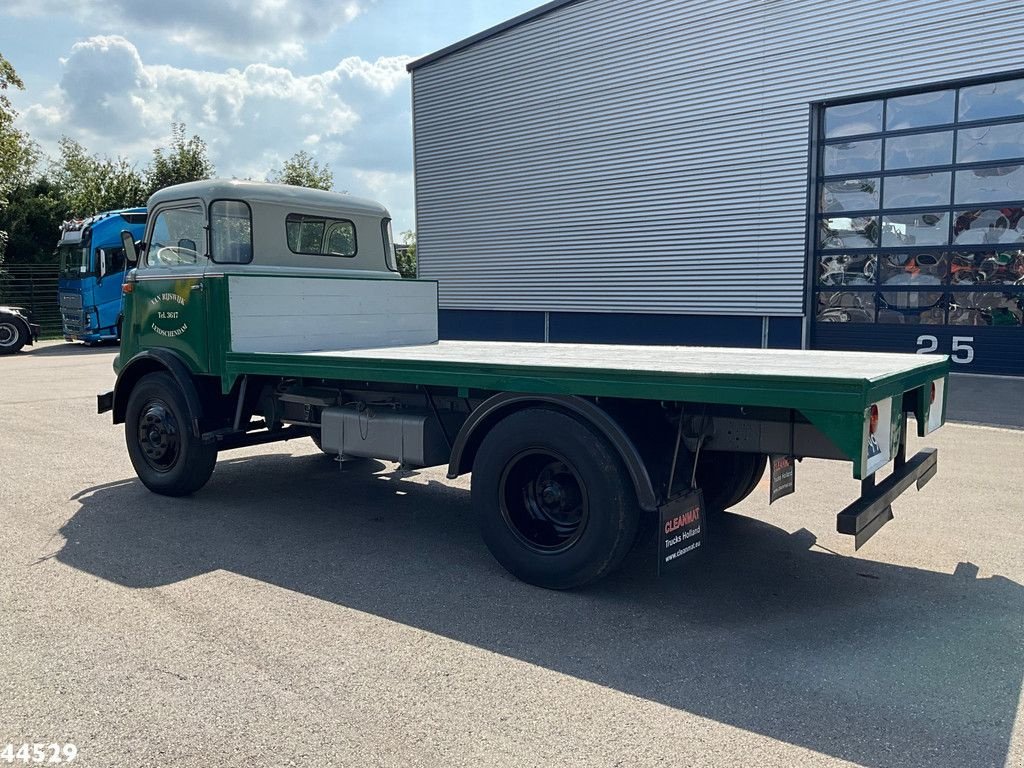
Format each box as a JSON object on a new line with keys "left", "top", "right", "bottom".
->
{"left": 930, "top": 382, "right": 936, "bottom": 404}
{"left": 869, "top": 404, "right": 879, "bottom": 435}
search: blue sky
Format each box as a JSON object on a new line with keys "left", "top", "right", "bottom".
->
{"left": 0, "top": 1, "right": 543, "bottom": 233}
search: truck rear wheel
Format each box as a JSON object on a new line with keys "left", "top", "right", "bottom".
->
{"left": 695, "top": 451, "right": 767, "bottom": 513}
{"left": 0, "top": 316, "right": 27, "bottom": 355}
{"left": 472, "top": 408, "right": 640, "bottom": 589}
{"left": 125, "top": 372, "right": 217, "bottom": 496}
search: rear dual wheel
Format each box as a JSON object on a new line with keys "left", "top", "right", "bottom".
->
{"left": 472, "top": 408, "right": 640, "bottom": 590}
{"left": 695, "top": 451, "right": 767, "bottom": 514}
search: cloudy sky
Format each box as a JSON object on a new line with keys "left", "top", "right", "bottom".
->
{"left": 1, "top": 0, "right": 541, "bottom": 233}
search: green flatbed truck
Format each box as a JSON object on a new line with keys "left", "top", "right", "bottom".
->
{"left": 99, "top": 180, "right": 949, "bottom": 589}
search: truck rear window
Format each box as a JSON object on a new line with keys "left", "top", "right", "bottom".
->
{"left": 286, "top": 213, "right": 357, "bottom": 257}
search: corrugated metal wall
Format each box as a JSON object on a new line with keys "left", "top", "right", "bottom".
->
{"left": 411, "top": 0, "right": 1022, "bottom": 316}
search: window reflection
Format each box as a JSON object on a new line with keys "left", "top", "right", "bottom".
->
{"left": 817, "top": 291, "right": 876, "bottom": 323}
{"left": 878, "top": 252, "right": 947, "bottom": 285}
{"left": 886, "top": 90, "right": 954, "bottom": 130}
{"left": 823, "top": 140, "right": 882, "bottom": 175}
{"left": 876, "top": 291, "right": 946, "bottom": 324}
{"left": 820, "top": 216, "right": 879, "bottom": 249}
{"left": 881, "top": 212, "right": 949, "bottom": 247}
{"left": 818, "top": 253, "right": 876, "bottom": 286}
{"left": 957, "top": 121, "right": 1024, "bottom": 164}
{"left": 819, "top": 178, "right": 879, "bottom": 212}
{"left": 884, "top": 131, "right": 953, "bottom": 170}
{"left": 883, "top": 172, "right": 951, "bottom": 208}
{"left": 953, "top": 208, "right": 1024, "bottom": 245}
{"left": 950, "top": 250, "right": 1024, "bottom": 284}
{"left": 825, "top": 101, "right": 883, "bottom": 138}
{"left": 958, "top": 77, "right": 1024, "bottom": 122}
{"left": 948, "top": 292, "right": 1024, "bottom": 326}
{"left": 954, "top": 164, "right": 1024, "bottom": 205}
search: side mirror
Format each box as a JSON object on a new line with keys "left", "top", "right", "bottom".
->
{"left": 121, "top": 230, "right": 139, "bottom": 265}
{"left": 178, "top": 238, "right": 197, "bottom": 253}
{"left": 97, "top": 249, "right": 107, "bottom": 282}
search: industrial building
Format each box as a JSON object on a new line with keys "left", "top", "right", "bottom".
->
{"left": 407, "top": 0, "right": 1024, "bottom": 376}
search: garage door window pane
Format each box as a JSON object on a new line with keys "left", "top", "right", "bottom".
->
{"left": 818, "top": 252, "right": 876, "bottom": 286}
{"left": 958, "top": 78, "right": 1024, "bottom": 122}
{"left": 953, "top": 208, "right": 1024, "bottom": 245}
{"left": 883, "top": 172, "right": 951, "bottom": 208}
{"left": 817, "top": 291, "right": 876, "bottom": 322}
{"left": 886, "top": 90, "right": 954, "bottom": 130}
{"left": 954, "top": 164, "right": 1024, "bottom": 205}
{"left": 948, "top": 292, "right": 1024, "bottom": 326}
{"left": 957, "top": 121, "right": 1024, "bottom": 163}
{"left": 950, "top": 250, "right": 1024, "bottom": 284}
{"left": 884, "top": 131, "right": 953, "bottom": 170}
{"left": 879, "top": 252, "right": 947, "bottom": 285}
{"left": 882, "top": 212, "right": 949, "bottom": 247}
{"left": 825, "top": 101, "right": 883, "bottom": 138}
{"left": 823, "top": 140, "right": 881, "bottom": 175}
{"left": 877, "top": 291, "right": 946, "bottom": 324}
{"left": 819, "top": 178, "right": 880, "bottom": 212}
{"left": 820, "top": 216, "right": 879, "bottom": 249}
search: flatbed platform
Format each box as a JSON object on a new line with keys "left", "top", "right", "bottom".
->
{"left": 224, "top": 341, "right": 947, "bottom": 414}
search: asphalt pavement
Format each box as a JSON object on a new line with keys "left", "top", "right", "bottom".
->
{"left": 1, "top": 341, "right": 1022, "bottom": 767}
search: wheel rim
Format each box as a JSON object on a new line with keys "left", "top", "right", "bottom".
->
{"left": 499, "top": 449, "right": 589, "bottom": 553}
{"left": 137, "top": 399, "right": 180, "bottom": 472}
{"left": 0, "top": 322, "right": 19, "bottom": 348}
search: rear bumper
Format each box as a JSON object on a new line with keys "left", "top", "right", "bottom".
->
{"left": 837, "top": 448, "right": 938, "bottom": 549}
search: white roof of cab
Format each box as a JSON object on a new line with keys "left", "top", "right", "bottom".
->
{"left": 147, "top": 179, "right": 390, "bottom": 218}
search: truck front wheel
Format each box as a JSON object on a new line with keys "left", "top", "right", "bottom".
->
{"left": 472, "top": 408, "right": 640, "bottom": 589}
{"left": 125, "top": 372, "right": 217, "bottom": 496}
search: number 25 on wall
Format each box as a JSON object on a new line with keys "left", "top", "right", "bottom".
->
{"left": 917, "top": 334, "right": 974, "bottom": 364}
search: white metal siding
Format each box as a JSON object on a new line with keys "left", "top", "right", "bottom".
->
{"left": 411, "top": 0, "right": 1023, "bottom": 316}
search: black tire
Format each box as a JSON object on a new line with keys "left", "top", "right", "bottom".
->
{"left": 472, "top": 408, "right": 640, "bottom": 590}
{"left": 0, "top": 315, "right": 27, "bottom": 355}
{"left": 125, "top": 372, "right": 217, "bottom": 496}
{"left": 695, "top": 451, "right": 767, "bottom": 513}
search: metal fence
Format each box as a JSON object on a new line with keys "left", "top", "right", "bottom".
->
{"left": 0, "top": 264, "right": 61, "bottom": 336}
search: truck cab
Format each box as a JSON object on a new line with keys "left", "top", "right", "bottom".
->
{"left": 118, "top": 180, "right": 401, "bottom": 374}
{"left": 58, "top": 208, "right": 148, "bottom": 343}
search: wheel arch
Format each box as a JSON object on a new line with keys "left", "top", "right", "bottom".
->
{"left": 112, "top": 349, "right": 204, "bottom": 436}
{"left": 448, "top": 393, "right": 660, "bottom": 512}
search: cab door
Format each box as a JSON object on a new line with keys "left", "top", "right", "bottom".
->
{"left": 129, "top": 200, "right": 210, "bottom": 373}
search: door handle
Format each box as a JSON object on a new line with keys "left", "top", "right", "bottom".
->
{"left": 190, "top": 282, "right": 204, "bottom": 292}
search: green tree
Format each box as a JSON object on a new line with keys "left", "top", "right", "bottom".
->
{"left": 51, "top": 137, "right": 146, "bottom": 217}
{"left": 0, "top": 177, "right": 65, "bottom": 265}
{"left": 268, "top": 150, "right": 333, "bottom": 191}
{"left": 397, "top": 229, "right": 417, "bottom": 279}
{"left": 146, "top": 122, "right": 215, "bottom": 195}
{"left": 0, "top": 53, "right": 41, "bottom": 264}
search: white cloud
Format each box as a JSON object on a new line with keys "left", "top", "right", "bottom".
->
{"left": 18, "top": 35, "right": 416, "bottom": 230}
{"left": 5, "top": 0, "right": 369, "bottom": 61}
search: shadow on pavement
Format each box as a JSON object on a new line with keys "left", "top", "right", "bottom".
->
{"left": 23, "top": 341, "right": 117, "bottom": 357}
{"left": 947, "top": 374, "right": 1024, "bottom": 430}
{"left": 59, "top": 453, "right": 1024, "bottom": 768}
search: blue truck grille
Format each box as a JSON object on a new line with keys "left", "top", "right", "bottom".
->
{"left": 60, "top": 293, "right": 84, "bottom": 334}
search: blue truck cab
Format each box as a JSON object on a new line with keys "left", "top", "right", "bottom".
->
{"left": 58, "top": 208, "right": 147, "bottom": 343}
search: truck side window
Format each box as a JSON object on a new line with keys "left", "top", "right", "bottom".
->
{"left": 286, "top": 213, "right": 357, "bottom": 257}
{"left": 210, "top": 200, "right": 254, "bottom": 264}
{"left": 100, "top": 247, "right": 127, "bottom": 276}
{"left": 147, "top": 205, "right": 205, "bottom": 267}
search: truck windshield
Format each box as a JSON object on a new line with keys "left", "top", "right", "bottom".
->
{"left": 58, "top": 244, "right": 92, "bottom": 278}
